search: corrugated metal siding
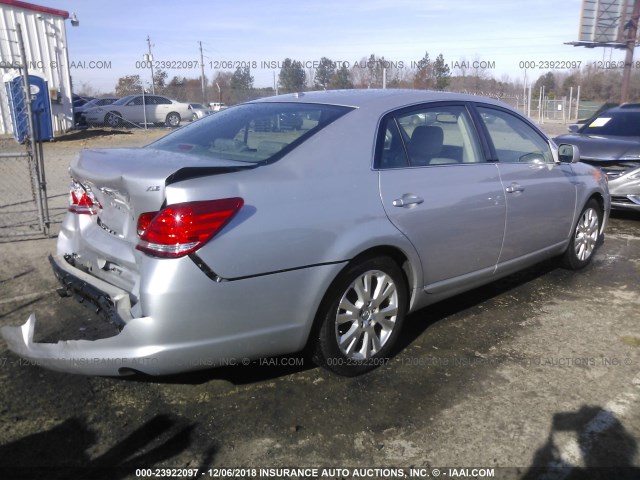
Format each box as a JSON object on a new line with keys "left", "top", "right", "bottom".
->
{"left": 0, "top": 2, "right": 73, "bottom": 136}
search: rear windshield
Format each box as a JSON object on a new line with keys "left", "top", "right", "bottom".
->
{"left": 149, "top": 102, "right": 352, "bottom": 163}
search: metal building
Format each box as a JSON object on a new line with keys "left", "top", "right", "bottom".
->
{"left": 0, "top": 0, "right": 73, "bottom": 137}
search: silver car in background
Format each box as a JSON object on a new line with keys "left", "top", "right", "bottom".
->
{"left": 75, "top": 96, "right": 119, "bottom": 126}
{"left": 188, "top": 103, "right": 214, "bottom": 120}
{"left": 2, "top": 90, "right": 610, "bottom": 377}
{"left": 84, "top": 94, "right": 193, "bottom": 128}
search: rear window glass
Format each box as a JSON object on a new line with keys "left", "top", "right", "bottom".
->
{"left": 149, "top": 102, "right": 352, "bottom": 163}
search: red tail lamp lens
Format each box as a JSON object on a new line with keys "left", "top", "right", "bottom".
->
{"left": 68, "top": 179, "right": 100, "bottom": 215}
{"left": 136, "top": 198, "right": 244, "bottom": 258}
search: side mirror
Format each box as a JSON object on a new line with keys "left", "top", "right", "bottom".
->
{"left": 558, "top": 144, "right": 580, "bottom": 163}
{"left": 567, "top": 124, "right": 579, "bottom": 133}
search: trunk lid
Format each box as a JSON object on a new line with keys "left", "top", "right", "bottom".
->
{"left": 71, "top": 147, "right": 252, "bottom": 241}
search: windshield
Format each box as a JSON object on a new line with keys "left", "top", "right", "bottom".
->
{"left": 149, "top": 102, "right": 352, "bottom": 163}
{"left": 578, "top": 111, "right": 640, "bottom": 136}
{"left": 190, "top": 103, "right": 206, "bottom": 109}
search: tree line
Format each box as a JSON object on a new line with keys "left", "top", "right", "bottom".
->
{"left": 77, "top": 51, "right": 640, "bottom": 106}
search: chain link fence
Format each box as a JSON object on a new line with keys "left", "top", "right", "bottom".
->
{"left": 0, "top": 74, "right": 50, "bottom": 241}
{"left": 0, "top": 150, "right": 42, "bottom": 240}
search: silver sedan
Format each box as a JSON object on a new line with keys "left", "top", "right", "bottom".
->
{"left": 84, "top": 94, "right": 193, "bottom": 128}
{"left": 2, "top": 89, "right": 610, "bottom": 376}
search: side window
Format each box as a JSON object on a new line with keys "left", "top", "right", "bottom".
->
{"left": 156, "top": 96, "right": 172, "bottom": 105}
{"left": 395, "top": 105, "right": 483, "bottom": 166}
{"left": 129, "top": 96, "right": 143, "bottom": 106}
{"left": 377, "top": 118, "right": 409, "bottom": 169}
{"left": 477, "top": 107, "right": 552, "bottom": 164}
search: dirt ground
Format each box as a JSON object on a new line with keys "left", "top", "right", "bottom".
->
{"left": 0, "top": 124, "right": 639, "bottom": 480}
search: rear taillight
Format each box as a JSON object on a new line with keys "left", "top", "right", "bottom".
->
{"left": 68, "top": 179, "right": 100, "bottom": 214}
{"left": 135, "top": 198, "right": 244, "bottom": 258}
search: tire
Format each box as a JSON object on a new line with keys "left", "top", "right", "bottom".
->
{"left": 561, "top": 199, "right": 603, "bottom": 270}
{"left": 165, "top": 112, "right": 181, "bottom": 128}
{"left": 104, "top": 112, "right": 121, "bottom": 128}
{"left": 312, "top": 256, "right": 407, "bottom": 376}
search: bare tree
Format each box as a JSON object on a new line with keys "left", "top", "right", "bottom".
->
{"left": 114, "top": 75, "right": 142, "bottom": 97}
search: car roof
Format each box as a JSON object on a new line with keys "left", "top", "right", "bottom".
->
{"left": 604, "top": 104, "right": 640, "bottom": 113}
{"left": 251, "top": 88, "right": 511, "bottom": 112}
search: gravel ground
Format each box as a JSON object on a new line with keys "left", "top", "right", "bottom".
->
{"left": 0, "top": 124, "right": 638, "bottom": 480}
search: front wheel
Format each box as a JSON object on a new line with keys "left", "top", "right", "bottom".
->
{"left": 104, "top": 112, "right": 121, "bottom": 128}
{"left": 312, "top": 256, "right": 407, "bottom": 376}
{"left": 561, "top": 199, "right": 603, "bottom": 270}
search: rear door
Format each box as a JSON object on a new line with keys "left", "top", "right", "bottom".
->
{"left": 378, "top": 103, "right": 506, "bottom": 292}
{"left": 474, "top": 105, "right": 577, "bottom": 263}
{"left": 151, "top": 96, "right": 173, "bottom": 123}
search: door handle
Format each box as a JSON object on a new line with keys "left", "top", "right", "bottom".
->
{"left": 393, "top": 194, "right": 424, "bottom": 207}
{"left": 505, "top": 183, "right": 525, "bottom": 194}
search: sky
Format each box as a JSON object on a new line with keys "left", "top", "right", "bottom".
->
{"left": 33, "top": 0, "right": 634, "bottom": 94}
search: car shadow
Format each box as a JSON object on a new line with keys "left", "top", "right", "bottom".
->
{"left": 609, "top": 209, "right": 640, "bottom": 221}
{"left": 54, "top": 129, "right": 133, "bottom": 142}
{"left": 392, "top": 258, "right": 560, "bottom": 357}
{"left": 124, "top": 353, "right": 314, "bottom": 386}
{"left": 0, "top": 414, "right": 212, "bottom": 480}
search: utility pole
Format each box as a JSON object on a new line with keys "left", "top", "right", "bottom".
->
{"left": 146, "top": 35, "right": 155, "bottom": 94}
{"left": 199, "top": 41, "right": 206, "bottom": 104}
{"left": 621, "top": 0, "right": 640, "bottom": 103}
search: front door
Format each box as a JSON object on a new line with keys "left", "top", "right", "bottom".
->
{"left": 475, "top": 106, "right": 577, "bottom": 263}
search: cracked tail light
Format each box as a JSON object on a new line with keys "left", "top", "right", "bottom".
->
{"left": 136, "top": 198, "right": 244, "bottom": 258}
{"left": 68, "top": 179, "right": 100, "bottom": 214}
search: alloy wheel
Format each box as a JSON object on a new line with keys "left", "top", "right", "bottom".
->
{"left": 334, "top": 269, "right": 399, "bottom": 360}
{"left": 574, "top": 207, "right": 599, "bottom": 261}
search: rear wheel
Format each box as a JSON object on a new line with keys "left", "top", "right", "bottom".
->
{"left": 561, "top": 199, "right": 602, "bottom": 270}
{"left": 165, "top": 112, "right": 181, "bottom": 127}
{"left": 312, "top": 256, "right": 407, "bottom": 376}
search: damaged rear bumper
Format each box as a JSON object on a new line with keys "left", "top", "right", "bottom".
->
{"left": 49, "top": 253, "right": 132, "bottom": 326}
{"left": 1, "top": 313, "right": 163, "bottom": 376}
{"left": 0, "top": 255, "right": 164, "bottom": 376}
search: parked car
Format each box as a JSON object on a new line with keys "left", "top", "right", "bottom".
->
{"left": 278, "top": 112, "right": 304, "bottom": 130}
{"left": 75, "top": 97, "right": 119, "bottom": 126}
{"left": 84, "top": 94, "right": 193, "bottom": 128}
{"left": 566, "top": 102, "right": 619, "bottom": 130}
{"left": 188, "top": 103, "right": 213, "bottom": 120}
{"left": 252, "top": 111, "right": 304, "bottom": 131}
{"left": 1, "top": 89, "right": 610, "bottom": 377}
{"left": 555, "top": 104, "right": 640, "bottom": 211}
{"left": 72, "top": 94, "right": 94, "bottom": 110}
{"left": 209, "top": 102, "right": 227, "bottom": 112}
{"left": 72, "top": 94, "right": 95, "bottom": 126}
